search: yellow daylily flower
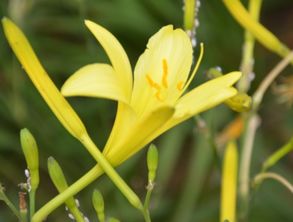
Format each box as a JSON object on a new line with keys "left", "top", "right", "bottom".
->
{"left": 62, "top": 20, "right": 242, "bottom": 166}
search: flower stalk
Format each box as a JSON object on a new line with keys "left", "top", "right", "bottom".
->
{"left": 223, "top": 0, "right": 292, "bottom": 64}
{"left": 238, "top": 0, "right": 262, "bottom": 92}
{"left": 262, "top": 137, "right": 293, "bottom": 172}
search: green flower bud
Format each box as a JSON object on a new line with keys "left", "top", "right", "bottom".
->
{"left": 147, "top": 144, "right": 159, "bottom": 182}
{"left": 20, "top": 128, "right": 39, "bottom": 191}
{"left": 47, "top": 157, "right": 85, "bottom": 221}
{"left": 184, "top": 0, "right": 196, "bottom": 31}
{"left": 47, "top": 157, "right": 75, "bottom": 209}
{"left": 92, "top": 189, "right": 105, "bottom": 222}
{"left": 207, "top": 67, "right": 252, "bottom": 112}
{"left": 225, "top": 92, "right": 252, "bottom": 112}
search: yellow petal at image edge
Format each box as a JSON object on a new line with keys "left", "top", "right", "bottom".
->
{"left": 221, "top": 141, "right": 238, "bottom": 222}
{"left": 2, "top": 18, "right": 87, "bottom": 139}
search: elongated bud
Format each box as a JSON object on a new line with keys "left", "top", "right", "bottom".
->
{"left": 2, "top": 18, "right": 88, "bottom": 140}
{"left": 47, "top": 157, "right": 86, "bottom": 221}
{"left": 47, "top": 157, "right": 76, "bottom": 209}
{"left": 225, "top": 92, "right": 252, "bottom": 112}
{"left": 47, "top": 157, "right": 68, "bottom": 192}
{"left": 20, "top": 128, "right": 39, "bottom": 191}
{"left": 220, "top": 141, "right": 238, "bottom": 222}
{"left": 207, "top": 67, "right": 251, "bottom": 112}
{"left": 92, "top": 189, "right": 105, "bottom": 222}
{"left": 147, "top": 144, "right": 159, "bottom": 182}
{"left": 223, "top": 0, "right": 291, "bottom": 63}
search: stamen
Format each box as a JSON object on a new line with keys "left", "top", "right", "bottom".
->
{"left": 146, "top": 74, "right": 161, "bottom": 90}
{"left": 162, "top": 59, "right": 168, "bottom": 88}
{"left": 177, "top": 81, "right": 184, "bottom": 91}
{"left": 182, "top": 43, "right": 204, "bottom": 92}
{"left": 155, "top": 91, "right": 163, "bottom": 101}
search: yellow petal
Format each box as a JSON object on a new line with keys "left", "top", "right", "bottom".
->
{"left": 221, "top": 141, "right": 238, "bottom": 222}
{"left": 131, "top": 25, "right": 193, "bottom": 115}
{"left": 104, "top": 106, "right": 175, "bottom": 166}
{"left": 175, "top": 71, "right": 241, "bottom": 119}
{"left": 2, "top": 18, "right": 87, "bottom": 139}
{"left": 85, "top": 20, "right": 133, "bottom": 99}
{"left": 61, "top": 63, "right": 128, "bottom": 103}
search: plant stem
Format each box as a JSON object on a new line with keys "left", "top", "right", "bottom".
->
{"left": 29, "top": 190, "right": 36, "bottom": 219}
{"left": 32, "top": 165, "right": 103, "bottom": 222}
{"left": 238, "top": 114, "right": 260, "bottom": 221}
{"left": 142, "top": 183, "right": 154, "bottom": 222}
{"left": 262, "top": 137, "right": 293, "bottom": 172}
{"left": 80, "top": 135, "right": 143, "bottom": 211}
{"left": 70, "top": 207, "right": 86, "bottom": 222}
{"left": 253, "top": 172, "right": 293, "bottom": 193}
{"left": 238, "top": 0, "right": 262, "bottom": 92}
{"left": 0, "top": 188, "right": 23, "bottom": 221}
{"left": 223, "top": 0, "right": 291, "bottom": 63}
{"left": 142, "top": 208, "right": 152, "bottom": 222}
{"left": 253, "top": 51, "right": 293, "bottom": 109}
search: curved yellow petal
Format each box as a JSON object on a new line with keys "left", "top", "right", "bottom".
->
{"left": 105, "top": 106, "right": 175, "bottom": 166}
{"left": 175, "top": 71, "right": 241, "bottom": 118}
{"left": 2, "top": 18, "right": 87, "bottom": 139}
{"left": 61, "top": 63, "right": 128, "bottom": 103}
{"left": 85, "top": 20, "right": 132, "bottom": 99}
{"left": 131, "top": 25, "right": 193, "bottom": 115}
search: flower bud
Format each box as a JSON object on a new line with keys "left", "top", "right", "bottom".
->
{"left": 92, "top": 189, "right": 105, "bottom": 222}
{"left": 147, "top": 144, "right": 159, "bottom": 182}
{"left": 20, "top": 128, "right": 39, "bottom": 191}
{"left": 225, "top": 92, "right": 252, "bottom": 112}
{"left": 47, "top": 157, "right": 76, "bottom": 209}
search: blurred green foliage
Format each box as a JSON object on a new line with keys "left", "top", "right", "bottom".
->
{"left": 0, "top": 0, "right": 292, "bottom": 221}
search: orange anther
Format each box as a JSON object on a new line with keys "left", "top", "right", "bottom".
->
{"left": 162, "top": 59, "right": 168, "bottom": 88}
{"left": 146, "top": 74, "right": 161, "bottom": 90}
{"left": 177, "top": 81, "right": 184, "bottom": 91}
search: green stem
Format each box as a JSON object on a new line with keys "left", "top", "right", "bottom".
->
{"left": 238, "top": 114, "right": 260, "bottom": 220}
{"left": 32, "top": 165, "right": 103, "bottom": 222}
{"left": 142, "top": 182, "right": 154, "bottom": 222}
{"left": 0, "top": 189, "right": 23, "bottom": 221}
{"left": 70, "top": 207, "right": 85, "bottom": 222}
{"left": 253, "top": 172, "right": 293, "bottom": 193}
{"left": 262, "top": 137, "right": 293, "bottom": 172}
{"left": 144, "top": 186, "right": 153, "bottom": 210}
{"left": 142, "top": 209, "right": 151, "bottom": 222}
{"left": 238, "top": 0, "right": 262, "bottom": 92}
{"left": 80, "top": 135, "right": 143, "bottom": 211}
{"left": 253, "top": 51, "right": 293, "bottom": 109}
{"left": 20, "top": 210, "right": 28, "bottom": 222}
{"left": 29, "top": 190, "right": 36, "bottom": 219}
